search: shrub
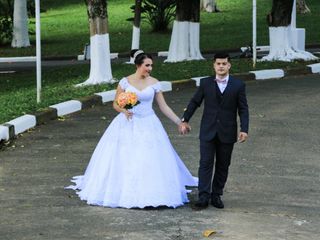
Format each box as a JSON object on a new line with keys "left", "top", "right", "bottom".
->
{"left": 141, "top": 0, "right": 176, "bottom": 32}
{"left": 0, "top": 0, "right": 13, "bottom": 45}
{"left": 0, "top": 17, "right": 13, "bottom": 45}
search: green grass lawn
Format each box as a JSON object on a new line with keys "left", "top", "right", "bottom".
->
{"left": 0, "top": 0, "right": 319, "bottom": 57}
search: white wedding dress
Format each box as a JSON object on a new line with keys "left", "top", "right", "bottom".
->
{"left": 66, "top": 78, "right": 197, "bottom": 208}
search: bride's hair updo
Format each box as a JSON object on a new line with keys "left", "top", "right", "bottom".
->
{"left": 130, "top": 49, "right": 153, "bottom": 66}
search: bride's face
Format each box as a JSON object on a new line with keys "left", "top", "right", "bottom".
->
{"left": 138, "top": 58, "right": 153, "bottom": 77}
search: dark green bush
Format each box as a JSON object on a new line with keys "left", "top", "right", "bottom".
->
{"left": 141, "top": 0, "right": 176, "bottom": 32}
{"left": 0, "top": 17, "right": 12, "bottom": 45}
{"left": 0, "top": 0, "right": 13, "bottom": 45}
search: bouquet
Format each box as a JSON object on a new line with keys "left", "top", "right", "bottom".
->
{"left": 116, "top": 92, "right": 140, "bottom": 109}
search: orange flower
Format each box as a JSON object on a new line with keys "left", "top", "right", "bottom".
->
{"left": 117, "top": 92, "right": 140, "bottom": 109}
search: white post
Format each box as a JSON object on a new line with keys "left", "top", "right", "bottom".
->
{"left": 252, "top": 0, "right": 257, "bottom": 68}
{"left": 291, "top": 0, "right": 296, "bottom": 29}
{"left": 35, "top": 0, "right": 41, "bottom": 103}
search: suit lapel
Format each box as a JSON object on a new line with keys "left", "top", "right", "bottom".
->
{"left": 208, "top": 76, "right": 216, "bottom": 99}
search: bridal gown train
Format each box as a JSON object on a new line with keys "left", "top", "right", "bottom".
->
{"left": 66, "top": 78, "right": 197, "bottom": 208}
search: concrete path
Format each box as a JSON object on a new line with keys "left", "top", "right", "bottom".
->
{"left": 0, "top": 74, "right": 320, "bottom": 240}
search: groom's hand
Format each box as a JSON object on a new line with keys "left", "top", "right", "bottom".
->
{"left": 179, "top": 122, "right": 191, "bottom": 135}
{"left": 238, "top": 132, "right": 248, "bottom": 143}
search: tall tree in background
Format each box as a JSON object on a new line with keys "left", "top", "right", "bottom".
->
{"left": 128, "top": 0, "right": 142, "bottom": 63}
{"left": 200, "top": 0, "right": 220, "bottom": 13}
{"left": 11, "top": 0, "right": 30, "bottom": 48}
{"left": 262, "top": 0, "right": 317, "bottom": 62}
{"left": 166, "top": 0, "right": 203, "bottom": 62}
{"left": 297, "top": 0, "right": 310, "bottom": 14}
{"left": 77, "top": 0, "right": 113, "bottom": 86}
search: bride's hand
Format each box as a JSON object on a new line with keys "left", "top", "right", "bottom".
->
{"left": 123, "top": 109, "right": 133, "bottom": 120}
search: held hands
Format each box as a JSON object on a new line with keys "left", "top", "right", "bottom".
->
{"left": 238, "top": 132, "right": 248, "bottom": 143}
{"left": 178, "top": 122, "right": 191, "bottom": 135}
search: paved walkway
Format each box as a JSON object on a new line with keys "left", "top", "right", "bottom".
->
{"left": 0, "top": 74, "right": 320, "bottom": 240}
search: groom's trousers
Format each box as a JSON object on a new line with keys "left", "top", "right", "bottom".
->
{"left": 198, "top": 134, "right": 234, "bottom": 200}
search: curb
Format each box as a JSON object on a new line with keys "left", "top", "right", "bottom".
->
{"left": 74, "top": 44, "right": 320, "bottom": 62}
{"left": 1, "top": 63, "right": 319, "bottom": 147}
{"left": 250, "top": 69, "right": 285, "bottom": 80}
{"left": 0, "top": 81, "right": 174, "bottom": 145}
{"left": 77, "top": 48, "right": 243, "bottom": 61}
{"left": 2, "top": 43, "right": 319, "bottom": 63}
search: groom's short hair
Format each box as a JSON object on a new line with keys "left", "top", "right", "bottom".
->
{"left": 213, "top": 52, "right": 230, "bottom": 62}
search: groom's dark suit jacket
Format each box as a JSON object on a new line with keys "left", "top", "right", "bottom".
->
{"left": 182, "top": 76, "right": 249, "bottom": 143}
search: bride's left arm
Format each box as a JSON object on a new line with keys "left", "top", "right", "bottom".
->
{"left": 155, "top": 91, "right": 182, "bottom": 126}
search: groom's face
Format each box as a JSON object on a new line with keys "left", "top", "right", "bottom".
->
{"left": 213, "top": 58, "right": 231, "bottom": 77}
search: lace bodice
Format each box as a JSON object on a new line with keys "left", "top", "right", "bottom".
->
{"left": 119, "top": 77, "right": 161, "bottom": 117}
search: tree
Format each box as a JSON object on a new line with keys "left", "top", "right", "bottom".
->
{"left": 262, "top": 0, "right": 317, "bottom": 62}
{"left": 77, "top": 0, "right": 113, "bottom": 86}
{"left": 200, "top": 0, "right": 220, "bottom": 13}
{"left": 297, "top": 0, "right": 310, "bottom": 14}
{"left": 11, "top": 0, "right": 30, "bottom": 48}
{"left": 127, "top": 0, "right": 142, "bottom": 63}
{"left": 267, "top": 0, "right": 294, "bottom": 27}
{"left": 165, "top": 0, "right": 204, "bottom": 62}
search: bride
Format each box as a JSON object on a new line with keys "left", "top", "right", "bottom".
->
{"left": 66, "top": 50, "right": 197, "bottom": 208}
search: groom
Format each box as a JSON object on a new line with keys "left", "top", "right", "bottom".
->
{"left": 180, "top": 52, "right": 249, "bottom": 210}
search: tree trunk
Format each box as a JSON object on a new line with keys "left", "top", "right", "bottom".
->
{"left": 11, "top": 0, "right": 30, "bottom": 48}
{"left": 262, "top": 0, "right": 317, "bottom": 62}
{"left": 77, "top": 0, "right": 113, "bottom": 86}
{"left": 267, "top": 0, "right": 294, "bottom": 27}
{"left": 133, "top": 0, "right": 141, "bottom": 28}
{"left": 166, "top": 0, "right": 203, "bottom": 62}
{"left": 297, "top": 0, "right": 310, "bottom": 14}
{"left": 176, "top": 0, "right": 200, "bottom": 22}
{"left": 87, "top": 0, "right": 108, "bottom": 35}
{"left": 200, "top": 0, "right": 219, "bottom": 13}
{"left": 128, "top": 0, "right": 142, "bottom": 63}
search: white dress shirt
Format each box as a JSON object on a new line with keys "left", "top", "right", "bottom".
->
{"left": 215, "top": 75, "right": 229, "bottom": 93}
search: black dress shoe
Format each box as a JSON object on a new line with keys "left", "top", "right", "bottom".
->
{"left": 192, "top": 199, "right": 209, "bottom": 210}
{"left": 211, "top": 195, "right": 224, "bottom": 209}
